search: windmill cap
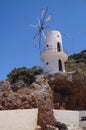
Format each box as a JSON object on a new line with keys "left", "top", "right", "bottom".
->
{"left": 45, "top": 30, "right": 62, "bottom": 43}
{"left": 46, "top": 30, "right": 61, "bottom": 37}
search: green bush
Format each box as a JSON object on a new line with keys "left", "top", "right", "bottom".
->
{"left": 7, "top": 66, "right": 43, "bottom": 85}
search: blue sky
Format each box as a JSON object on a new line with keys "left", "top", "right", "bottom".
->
{"left": 0, "top": 0, "right": 86, "bottom": 80}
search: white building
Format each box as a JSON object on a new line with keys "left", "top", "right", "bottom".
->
{"left": 40, "top": 30, "right": 68, "bottom": 73}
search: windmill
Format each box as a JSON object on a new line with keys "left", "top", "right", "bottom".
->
{"left": 30, "top": 7, "right": 51, "bottom": 48}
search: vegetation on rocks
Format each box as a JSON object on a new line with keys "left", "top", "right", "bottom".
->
{"left": 66, "top": 49, "right": 86, "bottom": 73}
{"left": 7, "top": 66, "right": 43, "bottom": 85}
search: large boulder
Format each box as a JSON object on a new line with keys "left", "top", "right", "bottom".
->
{"left": 48, "top": 69, "right": 86, "bottom": 110}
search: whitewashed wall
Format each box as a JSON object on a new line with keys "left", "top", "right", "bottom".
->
{"left": 0, "top": 109, "right": 38, "bottom": 130}
{"left": 79, "top": 111, "right": 86, "bottom": 128}
{"left": 53, "top": 110, "right": 86, "bottom": 128}
{"left": 53, "top": 110, "right": 79, "bottom": 127}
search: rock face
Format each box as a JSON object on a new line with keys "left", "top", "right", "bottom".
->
{"left": 0, "top": 69, "right": 86, "bottom": 129}
{"left": 34, "top": 75, "right": 57, "bottom": 130}
{"left": 48, "top": 69, "right": 86, "bottom": 110}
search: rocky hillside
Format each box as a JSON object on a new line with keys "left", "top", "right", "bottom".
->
{"left": 66, "top": 49, "right": 86, "bottom": 73}
{"left": 0, "top": 69, "right": 86, "bottom": 130}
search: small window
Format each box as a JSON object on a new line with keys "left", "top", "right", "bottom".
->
{"left": 57, "top": 42, "right": 61, "bottom": 52}
{"left": 46, "top": 44, "right": 49, "bottom": 47}
{"left": 46, "top": 62, "right": 49, "bottom": 65}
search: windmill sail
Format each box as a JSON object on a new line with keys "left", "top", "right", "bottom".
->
{"left": 41, "top": 9, "right": 45, "bottom": 17}
{"left": 31, "top": 7, "right": 51, "bottom": 48}
{"left": 45, "top": 15, "right": 51, "bottom": 22}
{"left": 30, "top": 24, "right": 38, "bottom": 28}
{"left": 42, "top": 30, "right": 46, "bottom": 40}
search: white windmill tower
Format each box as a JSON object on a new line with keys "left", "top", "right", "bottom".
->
{"left": 31, "top": 8, "right": 68, "bottom": 73}
{"left": 40, "top": 30, "right": 68, "bottom": 73}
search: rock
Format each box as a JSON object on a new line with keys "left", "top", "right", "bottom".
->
{"left": 0, "top": 80, "right": 11, "bottom": 91}
{"left": 46, "top": 125, "right": 59, "bottom": 130}
{"left": 55, "top": 122, "right": 68, "bottom": 130}
{"left": 48, "top": 69, "right": 86, "bottom": 110}
{"left": 11, "top": 80, "right": 27, "bottom": 91}
{"left": 35, "top": 125, "right": 41, "bottom": 130}
{"left": 32, "top": 75, "right": 57, "bottom": 130}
